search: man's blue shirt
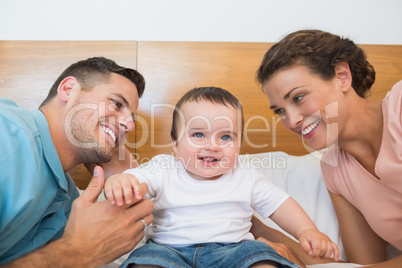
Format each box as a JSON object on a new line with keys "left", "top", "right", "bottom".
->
{"left": 0, "top": 98, "right": 79, "bottom": 264}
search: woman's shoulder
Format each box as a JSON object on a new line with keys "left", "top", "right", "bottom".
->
{"left": 385, "top": 80, "right": 402, "bottom": 102}
{"left": 383, "top": 80, "right": 402, "bottom": 123}
{"left": 390, "top": 80, "right": 402, "bottom": 91}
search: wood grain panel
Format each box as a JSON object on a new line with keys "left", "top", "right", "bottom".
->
{"left": 360, "top": 45, "right": 402, "bottom": 100}
{"left": 0, "top": 41, "right": 138, "bottom": 189}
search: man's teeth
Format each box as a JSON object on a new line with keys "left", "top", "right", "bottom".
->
{"left": 302, "top": 119, "right": 321, "bottom": 136}
{"left": 102, "top": 126, "right": 116, "bottom": 143}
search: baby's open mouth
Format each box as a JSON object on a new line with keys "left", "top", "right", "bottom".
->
{"left": 199, "top": 157, "right": 219, "bottom": 163}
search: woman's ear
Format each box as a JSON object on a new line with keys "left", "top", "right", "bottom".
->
{"left": 57, "top": 76, "right": 79, "bottom": 102}
{"left": 334, "top": 62, "right": 352, "bottom": 92}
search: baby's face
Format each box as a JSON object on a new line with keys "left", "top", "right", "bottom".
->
{"left": 173, "top": 100, "right": 242, "bottom": 181}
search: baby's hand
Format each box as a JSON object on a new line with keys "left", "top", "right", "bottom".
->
{"left": 298, "top": 229, "right": 339, "bottom": 261}
{"left": 104, "top": 173, "right": 144, "bottom": 206}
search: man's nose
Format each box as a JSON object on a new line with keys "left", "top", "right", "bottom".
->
{"left": 118, "top": 116, "right": 135, "bottom": 133}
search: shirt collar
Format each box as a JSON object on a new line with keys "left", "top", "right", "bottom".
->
{"left": 32, "top": 110, "right": 68, "bottom": 192}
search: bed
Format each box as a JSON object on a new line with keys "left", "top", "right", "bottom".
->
{"left": 1, "top": 40, "right": 401, "bottom": 267}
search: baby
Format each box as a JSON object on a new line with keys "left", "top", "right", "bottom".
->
{"left": 106, "top": 87, "right": 339, "bottom": 268}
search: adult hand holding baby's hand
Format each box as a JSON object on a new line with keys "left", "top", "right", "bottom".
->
{"left": 61, "top": 166, "right": 153, "bottom": 267}
{"left": 105, "top": 173, "right": 147, "bottom": 206}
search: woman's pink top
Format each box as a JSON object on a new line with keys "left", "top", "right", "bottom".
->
{"left": 321, "top": 81, "right": 402, "bottom": 250}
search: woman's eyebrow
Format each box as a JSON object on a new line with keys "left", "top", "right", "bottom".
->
{"left": 284, "top": 87, "right": 301, "bottom": 100}
{"left": 270, "top": 87, "right": 302, "bottom": 110}
{"left": 270, "top": 86, "right": 303, "bottom": 110}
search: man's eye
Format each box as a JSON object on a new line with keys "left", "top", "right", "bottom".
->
{"left": 112, "top": 99, "right": 122, "bottom": 109}
{"left": 193, "top": 132, "right": 204, "bottom": 138}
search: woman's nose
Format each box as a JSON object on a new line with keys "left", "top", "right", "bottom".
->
{"left": 283, "top": 109, "right": 303, "bottom": 130}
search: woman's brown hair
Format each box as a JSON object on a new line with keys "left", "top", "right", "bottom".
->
{"left": 257, "top": 29, "right": 375, "bottom": 98}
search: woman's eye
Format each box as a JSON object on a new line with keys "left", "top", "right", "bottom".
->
{"left": 193, "top": 132, "right": 204, "bottom": 138}
{"left": 294, "top": 95, "right": 304, "bottom": 103}
{"left": 274, "top": 108, "right": 284, "bottom": 115}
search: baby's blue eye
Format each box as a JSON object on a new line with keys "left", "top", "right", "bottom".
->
{"left": 193, "top": 132, "right": 204, "bottom": 138}
{"left": 221, "top": 135, "right": 232, "bottom": 141}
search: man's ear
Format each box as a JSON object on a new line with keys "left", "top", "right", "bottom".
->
{"left": 334, "top": 62, "right": 352, "bottom": 92}
{"left": 57, "top": 76, "right": 79, "bottom": 102}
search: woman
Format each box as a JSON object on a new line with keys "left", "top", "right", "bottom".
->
{"left": 252, "top": 29, "right": 401, "bottom": 267}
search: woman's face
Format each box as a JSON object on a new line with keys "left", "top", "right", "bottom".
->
{"left": 263, "top": 65, "right": 345, "bottom": 151}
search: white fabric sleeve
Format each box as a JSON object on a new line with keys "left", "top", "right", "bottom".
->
{"left": 250, "top": 168, "right": 290, "bottom": 219}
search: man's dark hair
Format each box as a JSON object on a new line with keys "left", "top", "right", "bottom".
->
{"left": 39, "top": 57, "right": 145, "bottom": 108}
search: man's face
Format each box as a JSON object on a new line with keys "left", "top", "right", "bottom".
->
{"left": 66, "top": 73, "right": 139, "bottom": 163}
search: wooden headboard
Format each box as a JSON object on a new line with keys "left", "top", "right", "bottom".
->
{"left": 1, "top": 41, "right": 401, "bottom": 189}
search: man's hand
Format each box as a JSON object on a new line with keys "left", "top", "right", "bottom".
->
{"left": 62, "top": 166, "right": 153, "bottom": 266}
{"left": 3, "top": 166, "right": 153, "bottom": 268}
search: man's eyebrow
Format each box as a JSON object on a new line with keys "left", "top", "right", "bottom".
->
{"left": 113, "top": 93, "right": 130, "bottom": 108}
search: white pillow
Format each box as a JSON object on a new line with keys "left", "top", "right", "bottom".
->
{"left": 238, "top": 152, "right": 346, "bottom": 261}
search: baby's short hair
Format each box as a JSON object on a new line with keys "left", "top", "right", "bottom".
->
{"left": 170, "top": 86, "right": 244, "bottom": 142}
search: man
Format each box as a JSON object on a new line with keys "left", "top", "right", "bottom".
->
{"left": 0, "top": 57, "right": 154, "bottom": 267}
